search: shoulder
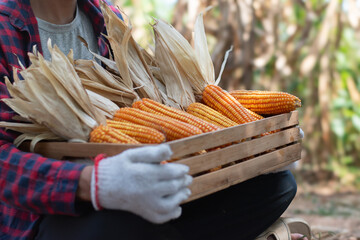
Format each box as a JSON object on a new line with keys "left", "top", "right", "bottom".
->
{"left": 0, "top": 13, "right": 12, "bottom": 31}
{"left": 89, "top": 0, "right": 117, "bottom": 8}
{"left": 0, "top": 7, "right": 25, "bottom": 79}
{"left": 87, "top": 0, "right": 122, "bottom": 18}
{"left": 0, "top": 0, "right": 12, "bottom": 26}
{"left": 0, "top": 13, "right": 20, "bottom": 50}
{"left": 0, "top": 9, "right": 22, "bottom": 47}
{"left": 0, "top": 0, "right": 25, "bottom": 22}
{"left": 0, "top": 0, "right": 29, "bottom": 33}
{"left": 0, "top": 0, "right": 16, "bottom": 15}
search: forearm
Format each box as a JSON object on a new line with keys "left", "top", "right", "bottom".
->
{"left": 0, "top": 140, "right": 87, "bottom": 215}
{"left": 76, "top": 165, "right": 93, "bottom": 202}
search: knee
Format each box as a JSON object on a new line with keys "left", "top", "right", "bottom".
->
{"left": 277, "top": 170, "right": 297, "bottom": 202}
{"left": 259, "top": 170, "right": 297, "bottom": 204}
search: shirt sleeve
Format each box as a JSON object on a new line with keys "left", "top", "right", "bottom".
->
{"left": 0, "top": 61, "right": 88, "bottom": 216}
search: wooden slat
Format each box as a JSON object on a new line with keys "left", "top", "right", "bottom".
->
{"left": 184, "top": 143, "right": 301, "bottom": 203}
{"left": 19, "top": 142, "right": 143, "bottom": 160}
{"left": 169, "top": 111, "right": 298, "bottom": 158}
{"left": 178, "top": 127, "right": 301, "bottom": 175}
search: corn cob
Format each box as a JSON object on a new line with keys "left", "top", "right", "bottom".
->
{"left": 229, "top": 90, "right": 301, "bottom": 115}
{"left": 106, "top": 120, "right": 165, "bottom": 144}
{"left": 132, "top": 98, "right": 221, "bottom": 132}
{"left": 202, "top": 85, "right": 256, "bottom": 124}
{"left": 90, "top": 125, "right": 140, "bottom": 144}
{"left": 113, "top": 108, "right": 203, "bottom": 141}
{"left": 245, "top": 108, "right": 264, "bottom": 120}
{"left": 186, "top": 102, "right": 238, "bottom": 128}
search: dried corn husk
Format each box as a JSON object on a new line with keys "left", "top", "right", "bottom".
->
{"left": 80, "top": 80, "right": 134, "bottom": 106}
{"left": 86, "top": 90, "right": 120, "bottom": 118}
{"left": 194, "top": 11, "right": 215, "bottom": 85}
{"left": 43, "top": 40, "right": 106, "bottom": 126}
{"left": 75, "top": 59, "right": 139, "bottom": 106}
{"left": 153, "top": 12, "right": 231, "bottom": 100}
{"left": 14, "top": 132, "right": 62, "bottom": 152}
{"left": 100, "top": 1, "right": 162, "bottom": 102}
{"left": 153, "top": 19, "right": 206, "bottom": 97}
{"left": 153, "top": 20, "right": 196, "bottom": 108}
{"left": 0, "top": 122, "right": 49, "bottom": 134}
{"left": 193, "top": 10, "right": 232, "bottom": 86}
{"left": 1, "top": 41, "right": 106, "bottom": 146}
{"left": 5, "top": 68, "right": 89, "bottom": 139}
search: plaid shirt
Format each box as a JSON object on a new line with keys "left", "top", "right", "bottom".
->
{"left": 0, "top": 0, "right": 117, "bottom": 239}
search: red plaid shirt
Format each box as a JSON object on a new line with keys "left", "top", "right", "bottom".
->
{"left": 0, "top": 0, "right": 118, "bottom": 239}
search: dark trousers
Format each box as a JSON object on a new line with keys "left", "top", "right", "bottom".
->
{"left": 35, "top": 170, "right": 297, "bottom": 240}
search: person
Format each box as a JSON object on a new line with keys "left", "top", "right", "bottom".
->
{"left": 0, "top": 0, "right": 307, "bottom": 239}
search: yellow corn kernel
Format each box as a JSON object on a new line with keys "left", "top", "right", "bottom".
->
{"left": 106, "top": 120, "right": 165, "bottom": 144}
{"left": 230, "top": 90, "right": 301, "bottom": 115}
{"left": 202, "top": 85, "right": 256, "bottom": 124}
{"left": 133, "top": 98, "right": 221, "bottom": 133}
{"left": 245, "top": 108, "right": 264, "bottom": 120}
{"left": 90, "top": 125, "right": 140, "bottom": 144}
{"left": 113, "top": 108, "right": 203, "bottom": 141}
{"left": 186, "top": 102, "right": 237, "bottom": 128}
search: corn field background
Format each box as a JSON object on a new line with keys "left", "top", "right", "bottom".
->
{"left": 110, "top": 0, "right": 360, "bottom": 237}
{"left": 111, "top": 0, "right": 360, "bottom": 189}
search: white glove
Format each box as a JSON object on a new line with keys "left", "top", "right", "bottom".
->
{"left": 90, "top": 144, "right": 192, "bottom": 224}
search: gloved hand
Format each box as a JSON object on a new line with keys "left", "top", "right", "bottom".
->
{"left": 90, "top": 144, "right": 192, "bottom": 224}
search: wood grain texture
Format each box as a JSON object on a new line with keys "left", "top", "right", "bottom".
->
{"left": 177, "top": 127, "right": 301, "bottom": 175}
{"left": 184, "top": 143, "right": 301, "bottom": 203}
{"left": 169, "top": 110, "right": 298, "bottom": 158}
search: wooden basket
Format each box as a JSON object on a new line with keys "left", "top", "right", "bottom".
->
{"left": 20, "top": 111, "right": 301, "bottom": 203}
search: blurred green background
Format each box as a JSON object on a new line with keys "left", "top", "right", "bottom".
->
{"left": 111, "top": 0, "right": 360, "bottom": 237}
{"left": 112, "top": 0, "right": 360, "bottom": 190}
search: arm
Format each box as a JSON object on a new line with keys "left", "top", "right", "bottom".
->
{"left": 77, "top": 165, "right": 93, "bottom": 201}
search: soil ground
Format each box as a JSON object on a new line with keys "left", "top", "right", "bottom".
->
{"left": 283, "top": 170, "right": 360, "bottom": 240}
